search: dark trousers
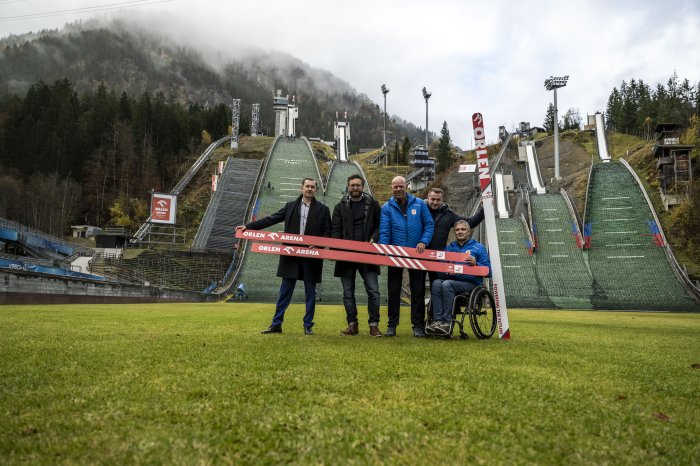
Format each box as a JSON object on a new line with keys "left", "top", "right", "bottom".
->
{"left": 340, "top": 268, "right": 380, "bottom": 326}
{"left": 271, "top": 262, "right": 316, "bottom": 328}
{"left": 387, "top": 266, "right": 426, "bottom": 328}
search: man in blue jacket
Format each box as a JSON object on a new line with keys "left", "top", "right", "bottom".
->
{"left": 379, "top": 176, "right": 434, "bottom": 337}
{"left": 426, "top": 220, "right": 491, "bottom": 336}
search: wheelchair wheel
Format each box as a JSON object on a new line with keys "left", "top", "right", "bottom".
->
{"left": 468, "top": 287, "right": 497, "bottom": 339}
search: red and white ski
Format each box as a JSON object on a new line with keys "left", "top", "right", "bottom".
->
{"left": 236, "top": 229, "right": 479, "bottom": 264}
{"left": 473, "top": 113, "right": 511, "bottom": 339}
{"left": 249, "top": 242, "right": 490, "bottom": 276}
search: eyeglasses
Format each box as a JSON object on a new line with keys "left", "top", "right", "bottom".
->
{"left": 348, "top": 184, "right": 363, "bottom": 188}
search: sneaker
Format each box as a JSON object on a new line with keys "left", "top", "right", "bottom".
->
{"left": 385, "top": 326, "right": 397, "bottom": 337}
{"left": 434, "top": 322, "right": 451, "bottom": 336}
{"left": 424, "top": 322, "right": 439, "bottom": 336}
{"left": 369, "top": 326, "right": 383, "bottom": 337}
{"left": 304, "top": 327, "right": 314, "bottom": 335}
{"left": 340, "top": 322, "right": 359, "bottom": 336}
{"left": 412, "top": 326, "right": 426, "bottom": 338}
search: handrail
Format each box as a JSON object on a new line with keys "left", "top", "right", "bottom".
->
{"left": 302, "top": 136, "right": 326, "bottom": 194}
{"left": 325, "top": 160, "right": 336, "bottom": 191}
{"left": 211, "top": 135, "right": 281, "bottom": 297}
{"left": 0, "top": 216, "right": 93, "bottom": 256}
{"left": 619, "top": 158, "right": 700, "bottom": 302}
{"left": 525, "top": 189, "right": 536, "bottom": 251}
{"left": 518, "top": 213, "right": 535, "bottom": 252}
{"left": 582, "top": 163, "right": 595, "bottom": 229}
{"left": 133, "top": 135, "right": 232, "bottom": 241}
{"left": 191, "top": 156, "right": 233, "bottom": 249}
{"left": 352, "top": 160, "right": 374, "bottom": 197}
{"left": 172, "top": 135, "right": 232, "bottom": 195}
{"left": 560, "top": 188, "right": 584, "bottom": 249}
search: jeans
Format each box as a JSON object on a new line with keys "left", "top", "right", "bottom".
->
{"left": 271, "top": 262, "right": 316, "bottom": 328}
{"left": 430, "top": 279, "right": 477, "bottom": 323}
{"left": 387, "top": 266, "right": 426, "bottom": 328}
{"left": 340, "top": 268, "right": 380, "bottom": 326}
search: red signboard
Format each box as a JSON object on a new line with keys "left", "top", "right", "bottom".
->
{"left": 150, "top": 192, "right": 177, "bottom": 224}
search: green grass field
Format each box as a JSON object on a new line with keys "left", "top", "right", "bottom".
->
{"left": 1, "top": 303, "right": 699, "bottom": 465}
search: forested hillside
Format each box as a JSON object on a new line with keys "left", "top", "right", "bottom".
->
{"left": 0, "top": 21, "right": 427, "bottom": 151}
{"left": 0, "top": 21, "right": 427, "bottom": 235}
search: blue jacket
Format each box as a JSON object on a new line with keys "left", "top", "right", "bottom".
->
{"left": 438, "top": 239, "right": 491, "bottom": 286}
{"left": 379, "top": 194, "right": 434, "bottom": 247}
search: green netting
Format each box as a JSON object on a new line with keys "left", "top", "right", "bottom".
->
{"left": 497, "top": 218, "right": 555, "bottom": 308}
{"left": 531, "top": 194, "right": 594, "bottom": 309}
{"left": 237, "top": 139, "right": 325, "bottom": 303}
{"left": 315, "top": 162, "right": 388, "bottom": 306}
{"left": 586, "top": 163, "right": 697, "bottom": 311}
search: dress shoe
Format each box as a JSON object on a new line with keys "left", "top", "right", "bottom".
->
{"left": 340, "top": 322, "right": 359, "bottom": 336}
{"left": 385, "top": 326, "right": 396, "bottom": 337}
{"left": 304, "top": 326, "right": 314, "bottom": 335}
{"left": 261, "top": 325, "right": 282, "bottom": 334}
{"left": 369, "top": 326, "right": 383, "bottom": 337}
{"left": 413, "top": 326, "right": 426, "bottom": 338}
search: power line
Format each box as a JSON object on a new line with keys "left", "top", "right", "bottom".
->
{"left": 0, "top": 0, "right": 174, "bottom": 22}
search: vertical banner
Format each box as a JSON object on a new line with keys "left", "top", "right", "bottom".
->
{"left": 212, "top": 174, "right": 218, "bottom": 193}
{"left": 150, "top": 192, "right": 177, "bottom": 224}
{"left": 472, "top": 113, "right": 510, "bottom": 340}
{"left": 218, "top": 160, "right": 225, "bottom": 175}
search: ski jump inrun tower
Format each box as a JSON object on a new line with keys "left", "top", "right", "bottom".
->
{"left": 273, "top": 90, "right": 299, "bottom": 137}
{"left": 334, "top": 112, "right": 351, "bottom": 162}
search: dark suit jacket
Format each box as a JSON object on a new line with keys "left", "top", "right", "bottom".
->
{"left": 246, "top": 195, "right": 331, "bottom": 282}
{"left": 330, "top": 193, "right": 381, "bottom": 277}
{"left": 428, "top": 204, "right": 484, "bottom": 251}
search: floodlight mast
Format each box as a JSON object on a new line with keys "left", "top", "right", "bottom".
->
{"left": 422, "top": 87, "right": 431, "bottom": 149}
{"left": 381, "top": 84, "right": 390, "bottom": 159}
{"left": 544, "top": 75, "right": 569, "bottom": 180}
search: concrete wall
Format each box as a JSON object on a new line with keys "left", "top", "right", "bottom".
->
{"left": 1, "top": 269, "right": 206, "bottom": 304}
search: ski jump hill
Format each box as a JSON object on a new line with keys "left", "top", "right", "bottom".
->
{"left": 231, "top": 137, "right": 384, "bottom": 304}
{"left": 2, "top": 121, "right": 697, "bottom": 311}
{"left": 493, "top": 123, "right": 698, "bottom": 312}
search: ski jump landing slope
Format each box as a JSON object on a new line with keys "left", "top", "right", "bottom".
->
{"left": 235, "top": 138, "right": 323, "bottom": 302}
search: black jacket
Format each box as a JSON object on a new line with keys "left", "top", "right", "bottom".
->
{"left": 427, "top": 204, "right": 485, "bottom": 251}
{"left": 245, "top": 195, "right": 331, "bottom": 282}
{"left": 330, "top": 193, "right": 381, "bottom": 277}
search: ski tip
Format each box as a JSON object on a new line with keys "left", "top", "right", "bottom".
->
{"left": 500, "top": 328, "right": 511, "bottom": 340}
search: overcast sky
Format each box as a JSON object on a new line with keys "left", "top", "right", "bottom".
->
{"left": 2, "top": 0, "right": 699, "bottom": 149}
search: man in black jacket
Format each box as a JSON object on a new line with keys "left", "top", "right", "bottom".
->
{"left": 331, "top": 174, "right": 382, "bottom": 337}
{"left": 424, "top": 187, "right": 485, "bottom": 286}
{"left": 236, "top": 178, "right": 331, "bottom": 335}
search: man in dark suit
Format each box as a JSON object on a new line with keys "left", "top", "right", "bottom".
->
{"left": 236, "top": 178, "right": 331, "bottom": 335}
{"left": 331, "top": 174, "right": 382, "bottom": 337}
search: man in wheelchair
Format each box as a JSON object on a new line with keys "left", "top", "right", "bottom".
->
{"left": 425, "top": 220, "right": 491, "bottom": 337}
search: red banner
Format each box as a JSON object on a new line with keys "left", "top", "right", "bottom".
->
{"left": 249, "top": 242, "right": 489, "bottom": 276}
{"left": 236, "top": 229, "right": 479, "bottom": 264}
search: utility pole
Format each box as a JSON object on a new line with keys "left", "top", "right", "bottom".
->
{"left": 422, "top": 87, "right": 431, "bottom": 149}
{"left": 544, "top": 75, "right": 569, "bottom": 180}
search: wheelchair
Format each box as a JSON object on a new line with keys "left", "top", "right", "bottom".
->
{"left": 426, "top": 285, "right": 497, "bottom": 340}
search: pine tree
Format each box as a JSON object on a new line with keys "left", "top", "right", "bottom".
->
{"left": 392, "top": 141, "right": 400, "bottom": 166}
{"left": 436, "top": 121, "right": 452, "bottom": 173}
{"left": 401, "top": 136, "right": 411, "bottom": 165}
{"left": 543, "top": 103, "right": 558, "bottom": 134}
